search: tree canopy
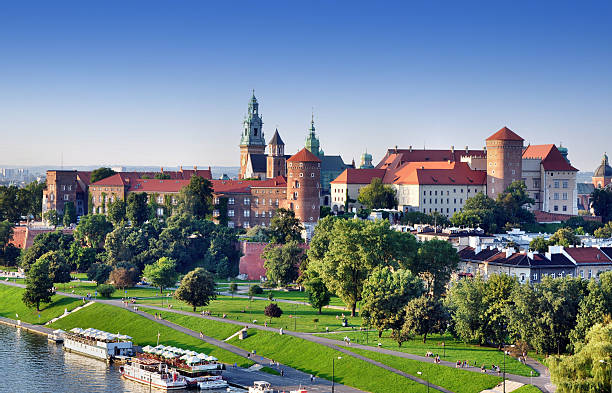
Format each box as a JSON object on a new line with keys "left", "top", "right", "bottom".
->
{"left": 590, "top": 188, "right": 612, "bottom": 223}
{"left": 143, "top": 257, "right": 179, "bottom": 293}
{"left": 174, "top": 267, "right": 217, "bottom": 312}
{"left": 268, "top": 208, "right": 303, "bottom": 244}
{"left": 90, "top": 167, "right": 116, "bottom": 183}
{"left": 126, "top": 193, "right": 151, "bottom": 226}
{"left": 22, "top": 257, "right": 54, "bottom": 311}
{"left": 357, "top": 178, "right": 397, "bottom": 210}
{"left": 262, "top": 241, "right": 303, "bottom": 286}
{"left": 74, "top": 214, "right": 113, "bottom": 249}
{"left": 178, "top": 175, "right": 214, "bottom": 219}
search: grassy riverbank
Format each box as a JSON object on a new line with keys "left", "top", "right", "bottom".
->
{"left": 0, "top": 284, "right": 82, "bottom": 324}
{"left": 48, "top": 303, "right": 253, "bottom": 368}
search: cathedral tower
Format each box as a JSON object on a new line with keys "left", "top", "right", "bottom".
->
{"left": 304, "top": 116, "right": 324, "bottom": 158}
{"left": 267, "top": 129, "right": 286, "bottom": 179}
{"left": 239, "top": 92, "right": 266, "bottom": 179}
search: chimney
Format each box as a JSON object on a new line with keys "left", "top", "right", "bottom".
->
{"left": 161, "top": 167, "right": 164, "bottom": 173}
{"left": 394, "top": 145, "right": 398, "bottom": 153}
{"left": 208, "top": 166, "right": 211, "bottom": 171}
{"left": 465, "top": 145, "right": 469, "bottom": 153}
{"left": 409, "top": 145, "right": 412, "bottom": 152}
{"left": 475, "top": 245, "right": 481, "bottom": 254}
{"left": 527, "top": 251, "right": 534, "bottom": 259}
{"left": 180, "top": 166, "right": 183, "bottom": 171}
{"left": 505, "top": 248, "right": 513, "bottom": 258}
{"left": 194, "top": 165, "right": 197, "bottom": 170}
{"left": 451, "top": 145, "right": 454, "bottom": 153}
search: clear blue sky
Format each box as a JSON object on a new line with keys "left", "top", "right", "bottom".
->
{"left": 1, "top": 1, "right": 610, "bottom": 172}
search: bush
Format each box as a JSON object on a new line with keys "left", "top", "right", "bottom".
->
{"left": 97, "top": 284, "right": 115, "bottom": 298}
{"left": 264, "top": 303, "right": 283, "bottom": 319}
{"left": 249, "top": 285, "right": 263, "bottom": 296}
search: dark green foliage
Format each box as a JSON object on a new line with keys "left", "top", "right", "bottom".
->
{"left": 414, "top": 239, "right": 459, "bottom": 299}
{"left": 229, "top": 282, "right": 238, "bottom": 297}
{"left": 68, "top": 243, "right": 97, "bottom": 272}
{"left": 90, "top": 167, "right": 116, "bottom": 184}
{"left": 304, "top": 276, "right": 331, "bottom": 314}
{"left": 107, "top": 198, "right": 127, "bottom": 226}
{"left": 143, "top": 257, "right": 179, "bottom": 293}
{"left": 262, "top": 241, "right": 303, "bottom": 286}
{"left": 0, "top": 181, "right": 44, "bottom": 222}
{"left": 249, "top": 285, "right": 263, "bottom": 296}
{"left": 0, "top": 220, "right": 16, "bottom": 265}
{"left": 20, "top": 231, "right": 74, "bottom": 272}
{"left": 39, "top": 251, "right": 71, "bottom": 284}
{"left": 97, "top": 284, "right": 115, "bottom": 298}
{"left": 126, "top": 193, "right": 151, "bottom": 226}
{"left": 178, "top": 175, "right": 214, "bottom": 219}
{"left": 268, "top": 208, "right": 303, "bottom": 244}
{"left": 590, "top": 188, "right": 612, "bottom": 222}
{"left": 264, "top": 303, "right": 283, "bottom": 319}
{"left": 174, "top": 268, "right": 217, "bottom": 311}
{"left": 402, "top": 296, "right": 450, "bottom": 344}
{"left": 22, "top": 257, "right": 54, "bottom": 311}
{"left": 62, "top": 201, "right": 76, "bottom": 226}
{"left": 74, "top": 214, "right": 113, "bottom": 248}
{"left": 569, "top": 280, "right": 608, "bottom": 348}
{"left": 245, "top": 225, "right": 271, "bottom": 242}
{"left": 357, "top": 178, "right": 397, "bottom": 209}
{"left": 87, "top": 263, "right": 113, "bottom": 286}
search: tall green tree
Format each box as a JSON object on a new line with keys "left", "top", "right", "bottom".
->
{"left": 590, "top": 188, "right": 612, "bottom": 222}
{"left": 445, "top": 275, "right": 487, "bottom": 343}
{"left": 268, "top": 208, "right": 303, "bottom": 244}
{"left": 178, "top": 175, "right": 214, "bottom": 219}
{"left": 86, "top": 263, "right": 113, "bottom": 286}
{"left": 126, "top": 193, "right": 151, "bottom": 226}
{"left": 402, "top": 296, "right": 449, "bottom": 343}
{"left": 0, "top": 185, "right": 23, "bottom": 222}
{"left": 90, "top": 167, "right": 116, "bottom": 183}
{"left": 360, "top": 267, "right": 424, "bottom": 337}
{"left": 450, "top": 192, "right": 499, "bottom": 233}
{"left": 414, "top": 239, "right": 459, "bottom": 299}
{"left": 63, "top": 201, "right": 76, "bottom": 226}
{"left": 529, "top": 236, "right": 549, "bottom": 253}
{"left": 174, "top": 268, "right": 217, "bottom": 312}
{"left": 37, "top": 251, "right": 71, "bottom": 285}
{"left": 304, "top": 275, "right": 331, "bottom": 314}
{"left": 22, "top": 257, "right": 54, "bottom": 311}
{"left": 143, "top": 257, "right": 179, "bottom": 293}
{"left": 0, "top": 220, "right": 13, "bottom": 253}
{"left": 262, "top": 241, "right": 303, "bottom": 286}
{"left": 68, "top": 242, "right": 97, "bottom": 272}
{"left": 570, "top": 280, "right": 608, "bottom": 348}
{"left": 74, "top": 214, "right": 113, "bottom": 248}
{"left": 20, "top": 231, "right": 74, "bottom": 272}
{"left": 549, "top": 227, "right": 581, "bottom": 247}
{"left": 357, "top": 178, "right": 397, "bottom": 209}
{"left": 107, "top": 198, "right": 127, "bottom": 226}
{"left": 496, "top": 180, "right": 535, "bottom": 226}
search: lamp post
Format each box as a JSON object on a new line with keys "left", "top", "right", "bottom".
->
{"left": 600, "top": 359, "right": 612, "bottom": 393}
{"left": 417, "top": 371, "right": 429, "bottom": 393}
{"left": 332, "top": 356, "right": 342, "bottom": 393}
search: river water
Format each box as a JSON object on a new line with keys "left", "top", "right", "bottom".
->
{"left": 0, "top": 324, "right": 243, "bottom": 393}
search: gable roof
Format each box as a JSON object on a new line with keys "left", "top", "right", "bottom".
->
{"left": 211, "top": 176, "right": 286, "bottom": 194}
{"left": 132, "top": 179, "right": 190, "bottom": 193}
{"left": 247, "top": 154, "right": 268, "bottom": 173}
{"left": 565, "top": 247, "right": 612, "bottom": 264}
{"left": 486, "top": 126, "right": 524, "bottom": 141}
{"left": 287, "top": 148, "right": 321, "bottom": 163}
{"left": 376, "top": 149, "right": 486, "bottom": 171}
{"left": 321, "top": 155, "right": 348, "bottom": 172}
{"left": 91, "top": 173, "right": 127, "bottom": 187}
{"left": 391, "top": 161, "right": 486, "bottom": 186}
{"left": 523, "top": 144, "right": 578, "bottom": 171}
{"left": 331, "top": 168, "right": 386, "bottom": 184}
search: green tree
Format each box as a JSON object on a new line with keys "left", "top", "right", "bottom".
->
{"left": 357, "top": 178, "right": 397, "bottom": 210}
{"left": 245, "top": 225, "right": 271, "bottom": 242}
{"left": 529, "top": 236, "right": 549, "bottom": 253}
{"left": 262, "top": 241, "right": 303, "bottom": 287}
{"left": 90, "top": 167, "right": 116, "bottom": 184}
{"left": 104, "top": 226, "right": 149, "bottom": 268}
{"left": 550, "top": 321, "right": 612, "bottom": 393}
{"left": 107, "top": 198, "right": 127, "bottom": 226}
{"left": 570, "top": 280, "right": 607, "bottom": 348}
{"left": 20, "top": 231, "right": 74, "bottom": 272}
{"left": 360, "top": 267, "right": 424, "bottom": 337}
{"left": 68, "top": 243, "right": 97, "bottom": 272}
{"left": 445, "top": 275, "right": 487, "bottom": 344}
{"left": 37, "top": 251, "right": 71, "bottom": 285}
{"left": 594, "top": 222, "right": 612, "bottom": 238}
{"left": 0, "top": 220, "right": 13, "bottom": 253}
{"left": 414, "top": 239, "right": 459, "bottom": 299}
{"left": 268, "top": 208, "right": 303, "bottom": 244}
{"left": 495, "top": 180, "right": 535, "bottom": 226}
{"left": 143, "top": 257, "right": 179, "bottom": 294}
{"left": 74, "top": 214, "right": 113, "bottom": 248}
{"left": 22, "top": 257, "right": 54, "bottom": 311}
{"left": 402, "top": 296, "right": 449, "bottom": 343}
{"left": 0, "top": 185, "right": 23, "bottom": 222}
{"left": 229, "top": 282, "right": 238, "bottom": 298}
{"left": 44, "top": 210, "right": 60, "bottom": 228}
{"left": 549, "top": 227, "right": 581, "bottom": 247}
{"left": 590, "top": 188, "right": 612, "bottom": 222}
{"left": 248, "top": 284, "right": 263, "bottom": 297}
{"left": 62, "top": 201, "right": 76, "bottom": 227}
{"left": 304, "top": 276, "right": 331, "bottom": 314}
{"left": 86, "top": 263, "right": 113, "bottom": 286}
{"left": 154, "top": 172, "right": 171, "bottom": 180}
{"left": 450, "top": 192, "right": 499, "bottom": 233}
{"left": 178, "top": 175, "right": 214, "bottom": 219}
{"left": 126, "top": 193, "right": 151, "bottom": 226}
{"left": 97, "top": 284, "right": 115, "bottom": 298}
{"left": 174, "top": 268, "right": 217, "bottom": 311}
{"left": 22, "top": 181, "right": 45, "bottom": 220}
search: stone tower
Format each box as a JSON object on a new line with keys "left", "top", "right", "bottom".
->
{"left": 286, "top": 148, "right": 321, "bottom": 232}
{"left": 239, "top": 92, "right": 266, "bottom": 179}
{"left": 485, "top": 126, "right": 524, "bottom": 199}
{"left": 267, "top": 129, "right": 286, "bottom": 179}
{"left": 304, "top": 116, "right": 324, "bottom": 158}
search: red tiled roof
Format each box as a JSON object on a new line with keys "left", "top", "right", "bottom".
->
{"left": 522, "top": 144, "right": 578, "bottom": 171}
{"left": 132, "top": 179, "right": 190, "bottom": 193}
{"left": 376, "top": 149, "right": 486, "bottom": 170}
{"left": 77, "top": 171, "right": 92, "bottom": 185}
{"left": 287, "top": 148, "right": 321, "bottom": 163}
{"left": 212, "top": 176, "right": 286, "bottom": 194}
{"left": 330, "top": 168, "right": 386, "bottom": 184}
{"left": 565, "top": 247, "right": 612, "bottom": 264}
{"left": 486, "top": 126, "right": 524, "bottom": 141}
{"left": 391, "top": 161, "right": 486, "bottom": 186}
{"left": 91, "top": 173, "right": 127, "bottom": 186}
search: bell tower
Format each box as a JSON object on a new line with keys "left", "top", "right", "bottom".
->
{"left": 239, "top": 91, "right": 266, "bottom": 179}
{"left": 267, "top": 129, "right": 286, "bottom": 179}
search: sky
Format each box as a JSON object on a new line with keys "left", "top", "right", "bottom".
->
{"left": 0, "top": 1, "right": 611, "bottom": 172}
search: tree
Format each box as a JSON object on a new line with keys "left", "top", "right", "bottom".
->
{"left": 0, "top": 185, "right": 23, "bottom": 222}
{"left": 97, "top": 284, "right": 115, "bottom": 298}
{"left": 22, "top": 257, "right": 54, "bottom": 311}
{"left": 86, "top": 263, "right": 113, "bottom": 286}
{"left": 590, "top": 188, "right": 612, "bottom": 222}
{"left": 22, "top": 181, "right": 45, "bottom": 220}
{"left": 107, "top": 198, "right": 127, "bottom": 226}
{"left": 268, "top": 208, "right": 303, "bottom": 244}
{"left": 246, "top": 225, "right": 271, "bottom": 242}
{"left": 104, "top": 226, "right": 149, "bottom": 268}
{"left": 38, "top": 251, "right": 71, "bottom": 285}
{"left": 495, "top": 180, "right": 535, "bottom": 226}
{"left": 143, "top": 257, "right": 179, "bottom": 293}
{"left": 69, "top": 243, "right": 97, "bottom": 272}
{"left": 174, "top": 268, "right": 217, "bottom": 311}
{"left": 451, "top": 192, "right": 499, "bottom": 233}
{"left": 154, "top": 172, "right": 171, "bottom": 180}
{"left": 550, "top": 321, "right": 612, "bottom": 393}
{"left": 262, "top": 241, "right": 303, "bottom": 287}
{"left": 74, "top": 214, "right": 113, "bottom": 249}
{"left": 529, "top": 236, "right": 549, "bottom": 253}
{"left": 402, "top": 296, "right": 449, "bottom": 343}
{"left": 90, "top": 167, "right": 116, "bottom": 184}
{"left": 360, "top": 267, "right": 424, "bottom": 337}
{"left": 414, "top": 239, "right": 459, "bottom": 299}
{"left": 0, "top": 220, "right": 13, "bottom": 254}
{"left": 264, "top": 303, "right": 283, "bottom": 321}
{"left": 549, "top": 227, "right": 581, "bottom": 247}
{"left": 126, "top": 193, "right": 151, "bottom": 226}
{"left": 44, "top": 210, "right": 60, "bottom": 228}
{"left": 304, "top": 276, "right": 331, "bottom": 314}
{"left": 229, "top": 282, "right": 238, "bottom": 298}
{"left": 63, "top": 201, "right": 76, "bottom": 227}
{"left": 249, "top": 284, "right": 263, "bottom": 297}
{"left": 109, "top": 267, "right": 136, "bottom": 291}
{"left": 569, "top": 280, "right": 607, "bottom": 349}
{"left": 357, "top": 178, "right": 397, "bottom": 210}
{"left": 20, "top": 231, "right": 74, "bottom": 272}
{"left": 594, "top": 222, "right": 612, "bottom": 239}
{"left": 178, "top": 175, "right": 214, "bottom": 219}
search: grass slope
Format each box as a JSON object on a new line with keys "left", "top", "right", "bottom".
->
{"left": 49, "top": 303, "right": 253, "bottom": 368}
{"left": 0, "top": 284, "right": 83, "bottom": 324}
{"left": 317, "top": 331, "right": 537, "bottom": 377}
{"left": 512, "top": 385, "right": 543, "bottom": 393}
{"left": 348, "top": 347, "right": 502, "bottom": 393}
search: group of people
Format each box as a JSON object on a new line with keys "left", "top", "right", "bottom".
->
{"left": 153, "top": 312, "right": 163, "bottom": 320}
{"left": 455, "top": 360, "right": 471, "bottom": 368}
{"left": 481, "top": 364, "right": 502, "bottom": 375}
{"left": 425, "top": 352, "right": 441, "bottom": 363}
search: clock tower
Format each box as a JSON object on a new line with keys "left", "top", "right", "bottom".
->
{"left": 239, "top": 91, "right": 266, "bottom": 179}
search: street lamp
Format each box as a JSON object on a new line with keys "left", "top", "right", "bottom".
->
{"left": 332, "top": 356, "right": 342, "bottom": 393}
{"left": 600, "top": 359, "right": 612, "bottom": 393}
{"left": 417, "top": 371, "right": 429, "bottom": 393}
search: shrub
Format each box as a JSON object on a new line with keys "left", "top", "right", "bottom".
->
{"left": 249, "top": 285, "right": 263, "bottom": 296}
{"left": 98, "top": 284, "right": 115, "bottom": 298}
{"left": 264, "top": 303, "right": 283, "bottom": 319}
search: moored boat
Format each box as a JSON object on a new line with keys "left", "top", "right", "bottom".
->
{"left": 197, "top": 375, "right": 229, "bottom": 390}
{"left": 119, "top": 357, "right": 187, "bottom": 390}
{"left": 63, "top": 327, "right": 133, "bottom": 362}
{"left": 249, "top": 381, "right": 274, "bottom": 393}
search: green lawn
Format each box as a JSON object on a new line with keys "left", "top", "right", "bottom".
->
{"left": 48, "top": 302, "right": 253, "bottom": 368}
{"left": 512, "top": 385, "right": 543, "bottom": 393}
{"left": 261, "top": 289, "right": 347, "bottom": 308}
{"left": 0, "top": 265, "right": 18, "bottom": 272}
{"left": 0, "top": 284, "right": 83, "bottom": 324}
{"left": 142, "top": 309, "right": 242, "bottom": 341}
{"left": 348, "top": 347, "right": 502, "bottom": 393}
{"left": 260, "top": 366, "right": 281, "bottom": 376}
{"left": 316, "top": 331, "right": 538, "bottom": 377}
{"left": 138, "top": 295, "right": 360, "bottom": 333}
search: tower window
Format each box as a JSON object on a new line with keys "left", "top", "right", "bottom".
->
{"left": 254, "top": 128, "right": 258, "bottom": 136}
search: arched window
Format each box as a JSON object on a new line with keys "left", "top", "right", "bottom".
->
{"left": 294, "top": 180, "right": 300, "bottom": 188}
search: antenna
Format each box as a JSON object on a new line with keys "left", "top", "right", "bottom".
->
{"left": 61, "top": 152, "right": 64, "bottom": 170}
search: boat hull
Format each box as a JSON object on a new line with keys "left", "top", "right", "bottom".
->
{"left": 121, "top": 371, "right": 187, "bottom": 390}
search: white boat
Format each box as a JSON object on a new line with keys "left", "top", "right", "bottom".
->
{"left": 63, "top": 328, "right": 133, "bottom": 361}
{"left": 249, "top": 381, "right": 274, "bottom": 393}
{"left": 197, "top": 375, "right": 229, "bottom": 390}
{"left": 120, "top": 357, "right": 188, "bottom": 390}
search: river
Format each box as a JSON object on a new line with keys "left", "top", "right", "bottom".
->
{"left": 0, "top": 324, "right": 244, "bottom": 393}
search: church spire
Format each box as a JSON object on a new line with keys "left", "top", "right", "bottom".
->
{"left": 305, "top": 113, "right": 322, "bottom": 158}
{"left": 240, "top": 91, "right": 265, "bottom": 147}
